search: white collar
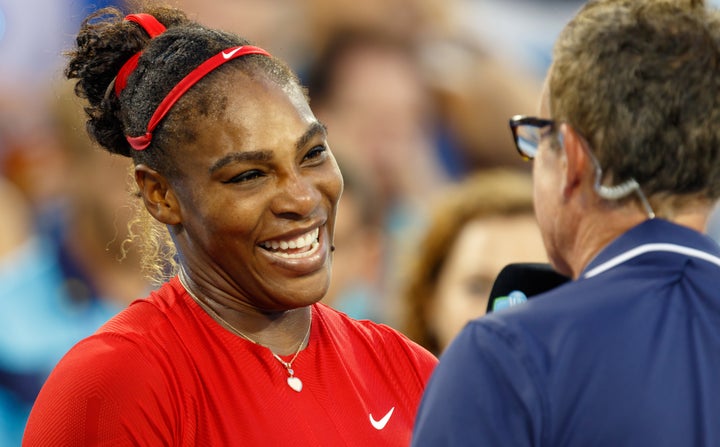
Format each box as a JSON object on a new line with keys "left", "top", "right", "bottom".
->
{"left": 583, "top": 243, "right": 720, "bottom": 279}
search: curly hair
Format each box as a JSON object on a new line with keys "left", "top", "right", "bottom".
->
{"left": 549, "top": 0, "right": 720, "bottom": 203}
{"left": 64, "top": 4, "right": 301, "bottom": 283}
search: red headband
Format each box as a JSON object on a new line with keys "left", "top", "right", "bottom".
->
{"left": 115, "top": 14, "right": 167, "bottom": 97}
{"left": 126, "top": 45, "right": 271, "bottom": 150}
{"left": 114, "top": 14, "right": 272, "bottom": 151}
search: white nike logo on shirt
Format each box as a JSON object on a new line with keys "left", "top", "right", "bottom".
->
{"left": 369, "top": 407, "right": 395, "bottom": 430}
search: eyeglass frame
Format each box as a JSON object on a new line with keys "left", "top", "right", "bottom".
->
{"left": 507, "top": 115, "right": 655, "bottom": 219}
{"left": 509, "top": 115, "right": 556, "bottom": 161}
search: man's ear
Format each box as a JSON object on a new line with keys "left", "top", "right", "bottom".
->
{"left": 135, "top": 164, "right": 182, "bottom": 225}
{"left": 558, "top": 123, "right": 591, "bottom": 199}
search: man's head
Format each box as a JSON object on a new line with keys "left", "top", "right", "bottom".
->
{"left": 548, "top": 0, "right": 720, "bottom": 206}
{"left": 515, "top": 0, "right": 720, "bottom": 277}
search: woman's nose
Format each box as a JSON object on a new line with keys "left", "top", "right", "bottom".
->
{"left": 270, "top": 171, "right": 322, "bottom": 219}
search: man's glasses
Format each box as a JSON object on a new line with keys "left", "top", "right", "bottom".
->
{"left": 507, "top": 114, "right": 656, "bottom": 219}
{"left": 509, "top": 115, "right": 555, "bottom": 161}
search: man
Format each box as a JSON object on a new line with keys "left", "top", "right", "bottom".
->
{"left": 411, "top": 0, "right": 720, "bottom": 445}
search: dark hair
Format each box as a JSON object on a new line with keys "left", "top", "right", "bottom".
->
{"left": 64, "top": 4, "right": 304, "bottom": 282}
{"left": 304, "top": 26, "right": 417, "bottom": 108}
{"left": 65, "top": 5, "right": 299, "bottom": 176}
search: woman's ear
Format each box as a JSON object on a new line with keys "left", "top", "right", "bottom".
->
{"left": 135, "top": 164, "right": 182, "bottom": 225}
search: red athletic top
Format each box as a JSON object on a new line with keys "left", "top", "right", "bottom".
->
{"left": 23, "top": 277, "right": 437, "bottom": 446}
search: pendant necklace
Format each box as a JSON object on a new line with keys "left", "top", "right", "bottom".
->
{"left": 178, "top": 269, "right": 311, "bottom": 392}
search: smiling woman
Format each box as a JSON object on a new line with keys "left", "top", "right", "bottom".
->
{"left": 22, "top": 5, "right": 437, "bottom": 446}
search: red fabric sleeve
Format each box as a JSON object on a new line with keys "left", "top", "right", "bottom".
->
{"left": 23, "top": 333, "right": 178, "bottom": 446}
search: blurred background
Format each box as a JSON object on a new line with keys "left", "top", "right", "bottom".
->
{"left": 4, "top": 0, "right": 719, "bottom": 443}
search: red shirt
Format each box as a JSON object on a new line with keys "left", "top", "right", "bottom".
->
{"left": 23, "top": 277, "right": 437, "bottom": 446}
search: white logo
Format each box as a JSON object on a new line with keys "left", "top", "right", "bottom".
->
{"left": 222, "top": 47, "right": 243, "bottom": 59}
{"left": 369, "top": 407, "right": 395, "bottom": 430}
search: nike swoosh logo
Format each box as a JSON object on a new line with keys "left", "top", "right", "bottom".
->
{"left": 222, "top": 47, "right": 243, "bottom": 59}
{"left": 369, "top": 407, "right": 395, "bottom": 430}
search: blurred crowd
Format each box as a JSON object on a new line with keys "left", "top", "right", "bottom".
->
{"left": 0, "top": 0, "right": 673, "bottom": 443}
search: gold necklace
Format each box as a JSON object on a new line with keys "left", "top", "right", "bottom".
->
{"left": 178, "top": 269, "right": 311, "bottom": 392}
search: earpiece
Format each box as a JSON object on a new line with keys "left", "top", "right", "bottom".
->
{"left": 596, "top": 179, "right": 640, "bottom": 200}
{"left": 561, "top": 124, "right": 654, "bottom": 216}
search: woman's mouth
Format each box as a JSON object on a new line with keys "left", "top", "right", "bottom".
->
{"left": 259, "top": 228, "right": 320, "bottom": 259}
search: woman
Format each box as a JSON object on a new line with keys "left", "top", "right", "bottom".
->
{"left": 400, "top": 169, "right": 547, "bottom": 355}
{"left": 23, "top": 6, "right": 437, "bottom": 445}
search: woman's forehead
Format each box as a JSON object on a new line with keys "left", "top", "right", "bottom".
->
{"left": 180, "top": 77, "right": 317, "bottom": 155}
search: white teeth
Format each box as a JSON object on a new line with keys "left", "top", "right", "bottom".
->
{"left": 260, "top": 228, "right": 320, "bottom": 256}
{"left": 272, "top": 241, "right": 320, "bottom": 259}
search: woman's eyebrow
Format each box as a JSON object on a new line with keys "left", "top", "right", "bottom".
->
{"left": 209, "top": 150, "right": 273, "bottom": 174}
{"left": 208, "top": 121, "right": 327, "bottom": 174}
{"left": 296, "top": 121, "right": 328, "bottom": 151}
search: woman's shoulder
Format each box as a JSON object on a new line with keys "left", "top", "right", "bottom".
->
{"left": 313, "top": 303, "right": 438, "bottom": 368}
{"left": 313, "top": 302, "right": 398, "bottom": 337}
{"left": 46, "top": 277, "right": 197, "bottom": 382}
{"left": 99, "top": 277, "right": 190, "bottom": 335}
{"left": 57, "top": 279, "right": 187, "bottom": 365}
{"left": 27, "top": 279, "right": 195, "bottom": 429}
{"left": 24, "top": 312, "right": 183, "bottom": 445}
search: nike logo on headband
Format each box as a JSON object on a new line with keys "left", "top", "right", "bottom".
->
{"left": 123, "top": 43, "right": 271, "bottom": 151}
{"left": 222, "top": 47, "right": 244, "bottom": 59}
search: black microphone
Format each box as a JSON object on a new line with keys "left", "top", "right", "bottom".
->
{"left": 486, "top": 263, "right": 570, "bottom": 313}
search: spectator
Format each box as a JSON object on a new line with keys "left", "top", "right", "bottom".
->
{"left": 306, "top": 27, "right": 451, "bottom": 324}
{"left": 0, "top": 80, "right": 143, "bottom": 446}
{"left": 401, "top": 168, "right": 546, "bottom": 355}
{"left": 322, "top": 156, "right": 385, "bottom": 321}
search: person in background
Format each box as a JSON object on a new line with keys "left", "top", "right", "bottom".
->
{"left": 305, "top": 27, "right": 451, "bottom": 325}
{"left": 303, "top": 0, "right": 542, "bottom": 173}
{"left": 24, "top": 5, "right": 436, "bottom": 445}
{"left": 400, "top": 168, "right": 546, "bottom": 355}
{"left": 171, "top": 0, "right": 310, "bottom": 71}
{"left": 0, "top": 176, "right": 39, "bottom": 445}
{"left": 0, "top": 80, "right": 144, "bottom": 446}
{"left": 321, "top": 156, "right": 385, "bottom": 322}
{"left": 306, "top": 27, "right": 449, "bottom": 221}
{"left": 48, "top": 80, "right": 152, "bottom": 306}
{"left": 412, "top": 0, "right": 720, "bottom": 445}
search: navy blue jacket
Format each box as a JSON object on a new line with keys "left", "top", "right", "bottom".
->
{"left": 412, "top": 219, "right": 720, "bottom": 446}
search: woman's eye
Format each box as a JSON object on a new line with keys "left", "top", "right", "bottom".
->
{"left": 224, "top": 170, "right": 264, "bottom": 184}
{"left": 304, "top": 145, "right": 327, "bottom": 162}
